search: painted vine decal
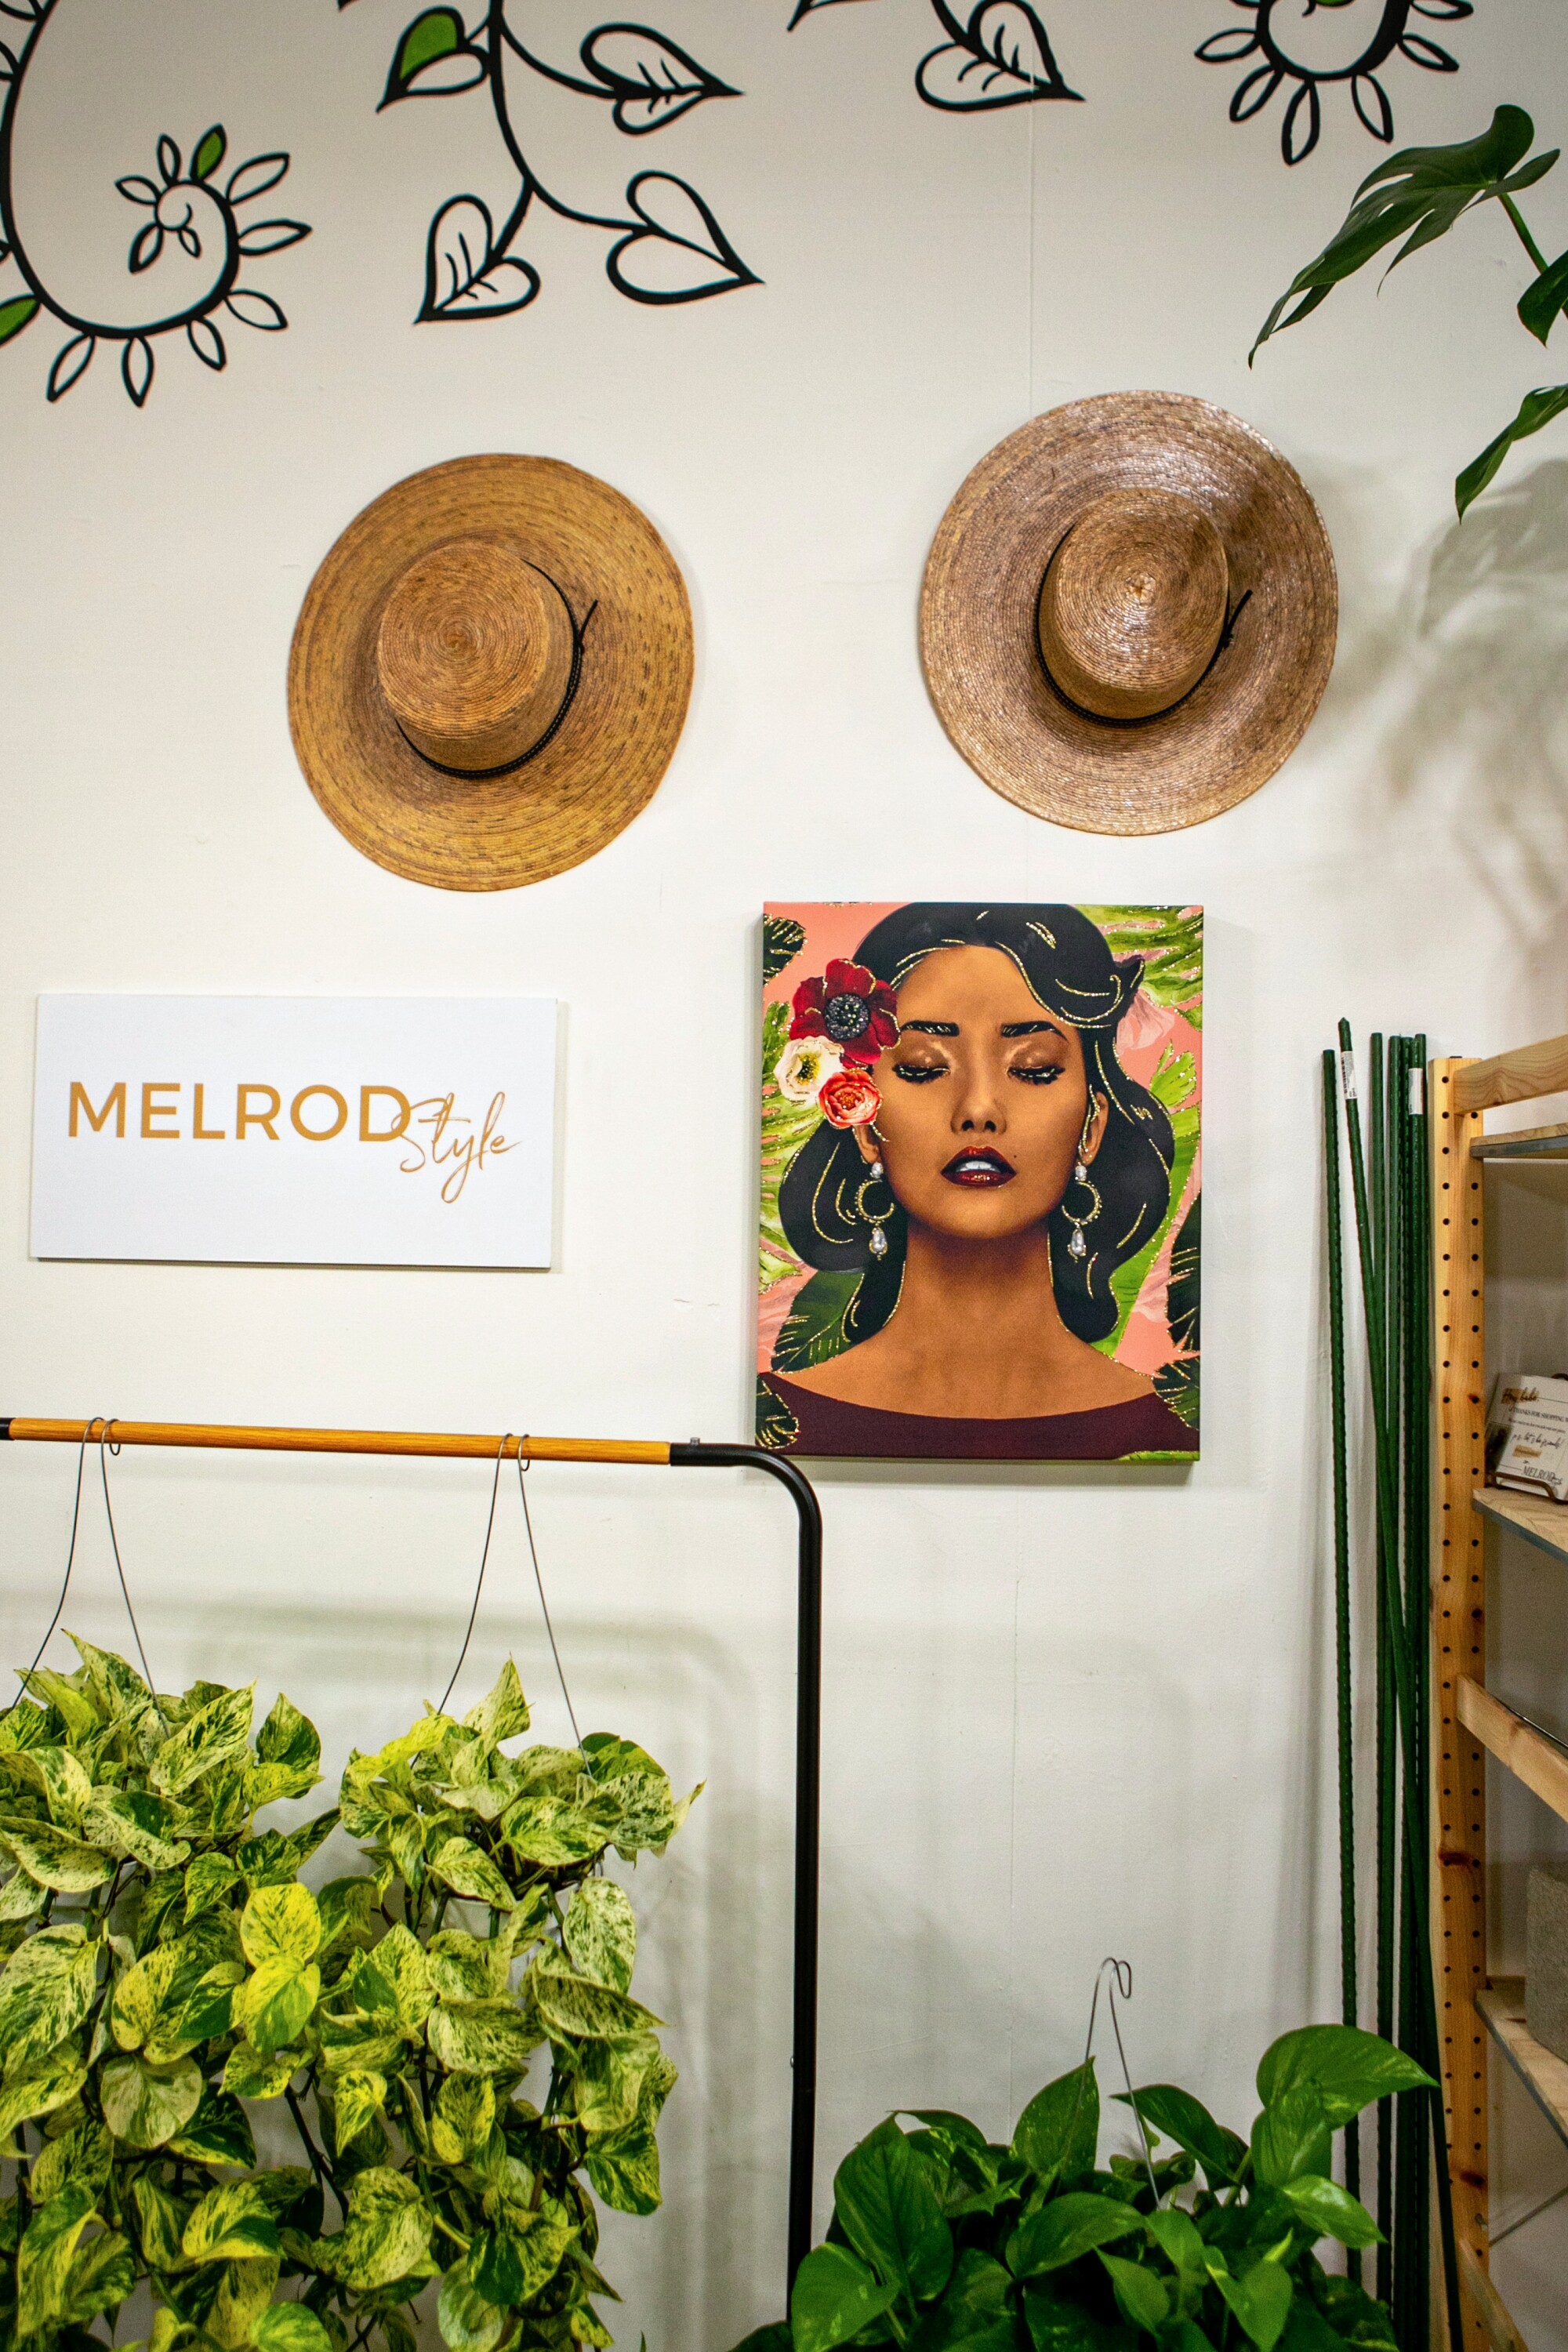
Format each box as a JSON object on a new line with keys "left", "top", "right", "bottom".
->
{"left": 789, "top": 0, "right": 1081, "bottom": 114}
{"left": 342, "top": 0, "right": 757, "bottom": 314}
{"left": 1195, "top": 0, "right": 1475, "bottom": 165}
{"left": 0, "top": 0, "right": 310, "bottom": 405}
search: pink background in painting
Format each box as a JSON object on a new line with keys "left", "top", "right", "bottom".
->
{"left": 758, "top": 902, "right": 1201, "bottom": 1377}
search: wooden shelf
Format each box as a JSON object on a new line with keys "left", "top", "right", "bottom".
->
{"left": 1457, "top": 1677, "right": 1568, "bottom": 1826}
{"left": 1477, "top": 1978, "right": 1568, "bottom": 2154}
{"left": 1475, "top": 1486, "right": 1568, "bottom": 1565}
{"left": 1471, "top": 1122, "right": 1568, "bottom": 1163}
{"left": 1459, "top": 2241, "right": 1532, "bottom": 2352}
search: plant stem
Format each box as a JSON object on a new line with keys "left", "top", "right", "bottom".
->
{"left": 1499, "top": 192, "right": 1550, "bottom": 277}
{"left": 285, "top": 2084, "right": 343, "bottom": 2222}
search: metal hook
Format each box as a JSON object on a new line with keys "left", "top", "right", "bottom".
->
{"left": 96, "top": 1418, "right": 158, "bottom": 1701}
{"left": 438, "top": 1433, "right": 510, "bottom": 1719}
{"left": 1081, "top": 1956, "right": 1160, "bottom": 2205}
{"left": 514, "top": 1439, "right": 580, "bottom": 1748}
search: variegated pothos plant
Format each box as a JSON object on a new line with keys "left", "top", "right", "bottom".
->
{"left": 0, "top": 1641, "right": 693, "bottom": 2352}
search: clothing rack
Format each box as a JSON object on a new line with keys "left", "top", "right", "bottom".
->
{"left": 0, "top": 1416, "right": 824, "bottom": 2293}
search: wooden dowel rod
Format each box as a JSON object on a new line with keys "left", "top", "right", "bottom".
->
{"left": 0, "top": 1418, "right": 672, "bottom": 1468}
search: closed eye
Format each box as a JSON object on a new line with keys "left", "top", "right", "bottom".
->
{"left": 892, "top": 1062, "right": 947, "bottom": 1084}
{"left": 1011, "top": 1064, "right": 1064, "bottom": 1085}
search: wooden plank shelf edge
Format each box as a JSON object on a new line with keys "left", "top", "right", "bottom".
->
{"left": 1458, "top": 2241, "right": 1532, "bottom": 2352}
{"left": 1473, "top": 1487, "right": 1568, "bottom": 1567}
{"left": 1471, "top": 1122, "right": 1568, "bottom": 1162}
{"left": 1476, "top": 1979, "right": 1568, "bottom": 2154}
{"left": 1457, "top": 1677, "right": 1568, "bottom": 1827}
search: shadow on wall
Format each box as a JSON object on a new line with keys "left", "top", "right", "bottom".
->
{"left": 1383, "top": 459, "right": 1568, "bottom": 1004}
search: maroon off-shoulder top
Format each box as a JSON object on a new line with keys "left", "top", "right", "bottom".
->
{"left": 759, "top": 1374, "right": 1197, "bottom": 1462}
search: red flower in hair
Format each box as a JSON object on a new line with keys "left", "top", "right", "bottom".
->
{"left": 789, "top": 959, "right": 899, "bottom": 1067}
{"left": 818, "top": 1068, "right": 881, "bottom": 1129}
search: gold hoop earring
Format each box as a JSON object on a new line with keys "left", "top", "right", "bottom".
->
{"left": 1065, "top": 1112, "right": 1101, "bottom": 1262}
{"left": 855, "top": 1166, "right": 895, "bottom": 1260}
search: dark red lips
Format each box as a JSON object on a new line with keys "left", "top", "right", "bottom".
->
{"left": 942, "top": 1148, "right": 1016, "bottom": 1187}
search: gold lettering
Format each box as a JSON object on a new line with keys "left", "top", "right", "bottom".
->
{"left": 140, "top": 1082, "right": 180, "bottom": 1140}
{"left": 291, "top": 1085, "right": 348, "bottom": 1143}
{"left": 360, "top": 1085, "right": 412, "bottom": 1143}
{"left": 69, "top": 1081, "right": 125, "bottom": 1138}
{"left": 237, "top": 1085, "right": 281, "bottom": 1140}
{"left": 192, "top": 1083, "right": 226, "bottom": 1141}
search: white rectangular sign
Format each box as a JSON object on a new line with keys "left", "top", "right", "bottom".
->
{"left": 31, "top": 996, "right": 557, "bottom": 1269}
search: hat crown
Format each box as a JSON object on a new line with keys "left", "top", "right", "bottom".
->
{"left": 1036, "top": 488, "right": 1229, "bottom": 723}
{"left": 376, "top": 536, "right": 575, "bottom": 773}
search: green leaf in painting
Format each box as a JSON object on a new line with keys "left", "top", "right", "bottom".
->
{"left": 1116, "top": 2085, "right": 1242, "bottom": 2185}
{"left": 1009, "top": 2192, "right": 1142, "bottom": 2278}
{"left": 1213, "top": 2263, "right": 1293, "bottom": 2352}
{"left": 1164, "top": 1196, "right": 1200, "bottom": 1355}
{"left": 763, "top": 915, "right": 806, "bottom": 983}
{"left": 834, "top": 2117, "right": 953, "bottom": 2302}
{"left": 1456, "top": 383, "right": 1568, "bottom": 516}
{"left": 1013, "top": 2061, "right": 1099, "bottom": 2187}
{"left": 192, "top": 125, "right": 227, "bottom": 183}
{"left": 1281, "top": 2175, "right": 1383, "bottom": 2249}
{"left": 381, "top": 7, "right": 486, "bottom": 104}
{"left": 789, "top": 2242, "right": 898, "bottom": 2352}
{"left": 756, "top": 1377, "right": 800, "bottom": 1454}
{"left": 772, "top": 1270, "right": 863, "bottom": 1374}
{"left": 1255, "top": 2025, "right": 1436, "bottom": 2127}
{"left": 1099, "top": 2253, "right": 1170, "bottom": 2336}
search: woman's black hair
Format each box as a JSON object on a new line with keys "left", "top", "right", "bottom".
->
{"left": 776, "top": 903, "right": 1174, "bottom": 1348}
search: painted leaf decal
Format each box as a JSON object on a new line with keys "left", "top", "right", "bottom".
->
{"left": 607, "top": 172, "right": 758, "bottom": 303}
{"left": 236, "top": 219, "right": 311, "bottom": 256}
{"left": 129, "top": 223, "right": 165, "bottom": 274}
{"left": 226, "top": 290, "right": 288, "bottom": 331}
{"left": 1352, "top": 73, "right": 1394, "bottom": 143}
{"left": 1282, "top": 79, "right": 1321, "bottom": 165}
{"left": 192, "top": 125, "right": 227, "bottom": 182}
{"left": 226, "top": 153, "right": 290, "bottom": 205}
{"left": 419, "top": 196, "right": 539, "bottom": 320}
{"left": 115, "top": 176, "right": 159, "bottom": 208}
{"left": 157, "top": 136, "right": 182, "bottom": 185}
{"left": 786, "top": 0, "right": 876, "bottom": 25}
{"left": 381, "top": 7, "right": 488, "bottom": 105}
{"left": 582, "top": 24, "right": 739, "bottom": 135}
{"left": 46, "top": 334, "right": 94, "bottom": 400}
{"left": 187, "top": 318, "right": 226, "bottom": 371}
{"left": 916, "top": 0, "right": 1080, "bottom": 111}
{"left": 0, "top": 292, "right": 38, "bottom": 345}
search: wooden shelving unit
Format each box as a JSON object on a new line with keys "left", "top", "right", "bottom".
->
{"left": 1475, "top": 1980, "right": 1568, "bottom": 2152}
{"left": 1432, "top": 1038, "right": 1568, "bottom": 2352}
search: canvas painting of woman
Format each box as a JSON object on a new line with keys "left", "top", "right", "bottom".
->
{"left": 757, "top": 903, "right": 1201, "bottom": 1462}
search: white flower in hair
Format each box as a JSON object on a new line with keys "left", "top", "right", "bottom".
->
{"left": 775, "top": 1036, "right": 844, "bottom": 1105}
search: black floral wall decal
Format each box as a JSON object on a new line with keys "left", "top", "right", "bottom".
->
{"left": 1195, "top": 0, "right": 1474, "bottom": 165}
{"left": 343, "top": 0, "right": 757, "bottom": 312}
{"left": 790, "top": 0, "right": 1080, "bottom": 113}
{"left": 0, "top": 1, "right": 310, "bottom": 405}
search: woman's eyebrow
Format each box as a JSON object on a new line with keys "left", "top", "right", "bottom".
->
{"left": 1000, "top": 1020, "right": 1064, "bottom": 1038}
{"left": 900, "top": 1019, "right": 959, "bottom": 1036}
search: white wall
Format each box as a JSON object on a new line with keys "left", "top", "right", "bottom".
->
{"left": 4, "top": 1, "right": 1568, "bottom": 2342}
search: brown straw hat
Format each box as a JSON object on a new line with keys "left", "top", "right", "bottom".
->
{"left": 920, "top": 392, "right": 1337, "bottom": 837}
{"left": 289, "top": 454, "right": 692, "bottom": 890}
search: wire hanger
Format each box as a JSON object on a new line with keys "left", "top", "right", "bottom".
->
{"left": 8, "top": 1415, "right": 158, "bottom": 1715}
{"left": 439, "top": 1435, "right": 580, "bottom": 1745}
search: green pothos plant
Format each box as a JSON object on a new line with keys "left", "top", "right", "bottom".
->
{"left": 0, "top": 1642, "right": 692, "bottom": 2352}
{"left": 730, "top": 2024, "right": 1426, "bottom": 2352}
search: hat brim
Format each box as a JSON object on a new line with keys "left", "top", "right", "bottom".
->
{"left": 920, "top": 393, "right": 1338, "bottom": 837}
{"left": 289, "top": 454, "right": 692, "bottom": 890}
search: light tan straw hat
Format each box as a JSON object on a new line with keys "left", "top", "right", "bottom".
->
{"left": 920, "top": 392, "right": 1337, "bottom": 837}
{"left": 289, "top": 454, "right": 692, "bottom": 890}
